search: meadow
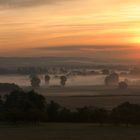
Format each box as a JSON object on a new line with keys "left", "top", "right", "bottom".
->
{"left": 39, "top": 85, "right": 140, "bottom": 109}
{"left": 0, "top": 123, "right": 140, "bottom": 140}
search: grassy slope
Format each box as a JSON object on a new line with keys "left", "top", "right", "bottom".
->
{"left": 0, "top": 123, "right": 140, "bottom": 140}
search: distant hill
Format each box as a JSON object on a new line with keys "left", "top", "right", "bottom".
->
{"left": 0, "top": 57, "right": 94, "bottom": 68}
{"left": 0, "top": 57, "right": 138, "bottom": 69}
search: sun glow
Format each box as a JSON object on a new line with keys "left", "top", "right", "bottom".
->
{"left": 0, "top": 0, "right": 140, "bottom": 59}
{"left": 132, "top": 37, "right": 140, "bottom": 44}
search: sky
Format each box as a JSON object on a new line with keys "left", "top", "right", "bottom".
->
{"left": 0, "top": 0, "right": 140, "bottom": 61}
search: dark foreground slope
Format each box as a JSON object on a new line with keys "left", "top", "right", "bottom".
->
{"left": 0, "top": 123, "right": 140, "bottom": 140}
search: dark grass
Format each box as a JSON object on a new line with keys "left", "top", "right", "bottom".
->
{"left": 0, "top": 123, "right": 140, "bottom": 140}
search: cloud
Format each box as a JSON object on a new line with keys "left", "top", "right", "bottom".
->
{"left": 30, "top": 45, "right": 140, "bottom": 61}
{"left": 33, "top": 45, "right": 131, "bottom": 52}
{"left": 34, "top": 46, "right": 82, "bottom": 51}
{"left": 0, "top": 0, "right": 71, "bottom": 8}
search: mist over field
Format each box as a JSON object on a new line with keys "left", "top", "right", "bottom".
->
{"left": 0, "top": 0, "right": 140, "bottom": 139}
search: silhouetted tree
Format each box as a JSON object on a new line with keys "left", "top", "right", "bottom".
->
{"left": 102, "top": 69, "right": 110, "bottom": 75}
{"left": 118, "top": 81, "right": 128, "bottom": 89}
{"left": 76, "top": 106, "right": 108, "bottom": 124}
{"left": 105, "top": 72, "right": 119, "bottom": 86}
{"left": 58, "top": 107, "right": 72, "bottom": 122}
{"left": 0, "top": 83, "right": 20, "bottom": 93}
{"left": 60, "top": 76, "right": 67, "bottom": 86}
{"left": 93, "top": 108, "right": 108, "bottom": 125}
{"left": 0, "top": 96, "right": 3, "bottom": 105}
{"left": 46, "top": 101, "right": 61, "bottom": 122}
{"left": 30, "top": 75, "right": 41, "bottom": 89}
{"left": 45, "top": 75, "right": 50, "bottom": 85}
{"left": 0, "top": 95, "right": 4, "bottom": 121}
{"left": 4, "top": 90, "right": 46, "bottom": 123}
{"left": 111, "top": 102, "right": 140, "bottom": 126}
{"left": 76, "top": 107, "right": 93, "bottom": 122}
{"left": 1, "top": 89, "right": 140, "bottom": 125}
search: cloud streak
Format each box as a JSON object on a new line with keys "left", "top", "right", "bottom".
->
{"left": 0, "top": 0, "right": 71, "bottom": 8}
{"left": 29, "top": 45, "right": 140, "bottom": 60}
{"left": 33, "top": 45, "right": 133, "bottom": 52}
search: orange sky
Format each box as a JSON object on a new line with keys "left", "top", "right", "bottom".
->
{"left": 0, "top": 0, "right": 140, "bottom": 60}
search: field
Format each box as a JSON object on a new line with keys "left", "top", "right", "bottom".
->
{"left": 37, "top": 85, "right": 140, "bottom": 109}
{"left": 0, "top": 123, "right": 140, "bottom": 140}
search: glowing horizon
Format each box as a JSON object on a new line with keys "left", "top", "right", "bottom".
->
{"left": 0, "top": 0, "right": 140, "bottom": 60}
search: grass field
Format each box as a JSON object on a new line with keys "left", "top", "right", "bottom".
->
{"left": 39, "top": 85, "right": 140, "bottom": 97}
{"left": 37, "top": 85, "right": 140, "bottom": 109}
{"left": 0, "top": 123, "right": 140, "bottom": 140}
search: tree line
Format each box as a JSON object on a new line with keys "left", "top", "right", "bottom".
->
{"left": 30, "top": 72, "right": 129, "bottom": 89}
{"left": 30, "top": 74, "right": 67, "bottom": 88}
{"left": 0, "top": 90, "right": 140, "bottom": 126}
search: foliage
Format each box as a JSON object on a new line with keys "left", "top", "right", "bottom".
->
{"left": 105, "top": 72, "right": 119, "bottom": 86}
{"left": 30, "top": 75, "right": 41, "bottom": 89}
{"left": 0, "top": 90, "right": 140, "bottom": 125}
{"left": 60, "top": 76, "right": 67, "bottom": 86}
{"left": 118, "top": 81, "right": 128, "bottom": 89}
{"left": 2, "top": 90, "right": 46, "bottom": 123}
{"left": 45, "top": 75, "right": 51, "bottom": 85}
{"left": 0, "top": 83, "right": 20, "bottom": 93}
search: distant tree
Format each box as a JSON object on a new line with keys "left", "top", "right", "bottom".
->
{"left": 105, "top": 72, "right": 119, "bottom": 86}
{"left": 118, "top": 81, "right": 128, "bottom": 89}
{"left": 30, "top": 75, "right": 41, "bottom": 89}
{"left": 60, "top": 67, "right": 67, "bottom": 74}
{"left": 60, "top": 76, "right": 67, "bottom": 86}
{"left": 45, "top": 75, "right": 51, "bottom": 85}
{"left": 124, "top": 78, "right": 129, "bottom": 84}
{"left": 129, "top": 67, "right": 140, "bottom": 75}
{"left": 102, "top": 69, "right": 110, "bottom": 75}
{"left": 105, "top": 76, "right": 110, "bottom": 86}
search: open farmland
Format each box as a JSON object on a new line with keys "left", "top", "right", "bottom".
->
{"left": 37, "top": 85, "right": 140, "bottom": 109}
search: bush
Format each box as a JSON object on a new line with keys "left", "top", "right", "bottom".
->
{"left": 0, "top": 90, "right": 140, "bottom": 125}
{"left": 118, "top": 81, "right": 128, "bottom": 89}
{"left": 4, "top": 90, "right": 46, "bottom": 123}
